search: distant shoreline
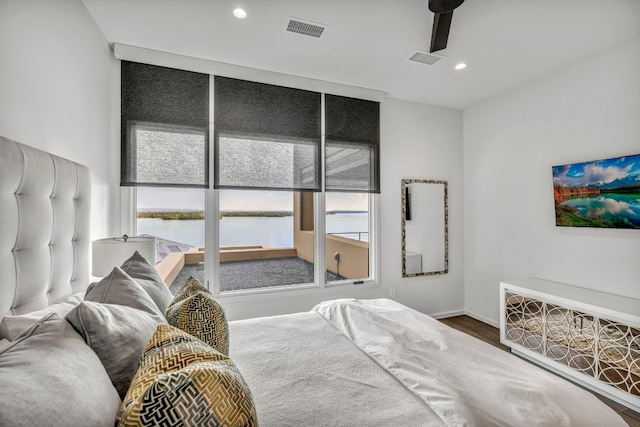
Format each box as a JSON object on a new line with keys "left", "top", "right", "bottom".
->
{"left": 138, "top": 211, "right": 291, "bottom": 220}
{"left": 137, "top": 210, "right": 367, "bottom": 220}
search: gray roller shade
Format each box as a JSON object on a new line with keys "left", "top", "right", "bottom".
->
{"left": 121, "top": 61, "right": 209, "bottom": 188}
{"left": 214, "top": 76, "right": 321, "bottom": 191}
{"left": 325, "top": 94, "right": 380, "bottom": 193}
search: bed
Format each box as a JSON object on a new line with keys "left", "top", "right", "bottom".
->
{"left": 0, "top": 136, "right": 628, "bottom": 426}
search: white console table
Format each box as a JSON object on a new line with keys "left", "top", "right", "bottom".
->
{"left": 500, "top": 278, "right": 640, "bottom": 412}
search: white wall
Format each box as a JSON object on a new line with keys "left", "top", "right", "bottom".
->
{"left": 0, "top": 0, "right": 118, "bottom": 240}
{"left": 463, "top": 37, "right": 640, "bottom": 325}
{"left": 220, "top": 98, "right": 464, "bottom": 320}
{"left": 379, "top": 98, "right": 464, "bottom": 317}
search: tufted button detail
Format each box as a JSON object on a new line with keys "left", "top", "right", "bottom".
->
{"left": 0, "top": 137, "right": 91, "bottom": 317}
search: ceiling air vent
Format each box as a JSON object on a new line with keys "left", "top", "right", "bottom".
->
{"left": 408, "top": 50, "right": 443, "bottom": 65}
{"left": 286, "top": 17, "right": 327, "bottom": 38}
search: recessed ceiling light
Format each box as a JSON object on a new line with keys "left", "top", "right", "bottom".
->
{"left": 233, "top": 8, "right": 247, "bottom": 19}
{"left": 454, "top": 63, "right": 467, "bottom": 70}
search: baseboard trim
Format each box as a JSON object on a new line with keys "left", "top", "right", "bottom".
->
{"left": 431, "top": 309, "right": 465, "bottom": 319}
{"left": 464, "top": 310, "right": 499, "bottom": 328}
{"left": 430, "top": 309, "right": 500, "bottom": 329}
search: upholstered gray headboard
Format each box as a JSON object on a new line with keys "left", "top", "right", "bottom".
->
{"left": 0, "top": 136, "right": 91, "bottom": 318}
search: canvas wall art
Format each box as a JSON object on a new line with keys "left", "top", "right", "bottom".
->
{"left": 552, "top": 154, "right": 640, "bottom": 229}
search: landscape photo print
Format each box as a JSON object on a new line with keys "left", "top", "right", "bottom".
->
{"left": 552, "top": 153, "right": 640, "bottom": 229}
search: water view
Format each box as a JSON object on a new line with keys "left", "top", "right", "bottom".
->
{"left": 137, "top": 212, "right": 369, "bottom": 247}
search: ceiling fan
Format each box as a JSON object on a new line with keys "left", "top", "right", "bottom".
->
{"left": 428, "top": 0, "right": 465, "bottom": 53}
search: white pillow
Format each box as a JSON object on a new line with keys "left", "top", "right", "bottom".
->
{"left": 0, "top": 293, "right": 83, "bottom": 340}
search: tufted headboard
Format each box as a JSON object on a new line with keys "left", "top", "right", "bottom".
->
{"left": 0, "top": 136, "right": 91, "bottom": 318}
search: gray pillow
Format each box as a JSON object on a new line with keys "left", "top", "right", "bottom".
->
{"left": 119, "top": 250, "right": 173, "bottom": 314}
{"left": 0, "top": 293, "right": 83, "bottom": 340}
{"left": 0, "top": 313, "right": 121, "bottom": 427}
{"left": 68, "top": 266, "right": 165, "bottom": 398}
{"left": 84, "top": 266, "right": 164, "bottom": 316}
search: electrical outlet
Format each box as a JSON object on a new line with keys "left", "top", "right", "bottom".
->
{"left": 389, "top": 287, "right": 396, "bottom": 298}
{"left": 333, "top": 252, "right": 339, "bottom": 261}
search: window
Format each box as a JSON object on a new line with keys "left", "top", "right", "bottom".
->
{"left": 325, "top": 192, "right": 370, "bottom": 283}
{"left": 123, "top": 64, "right": 379, "bottom": 295}
{"left": 137, "top": 188, "right": 205, "bottom": 247}
{"left": 136, "top": 187, "right": 205, "bottom": 293}
{"left": 218, "top": 189, "right": 313, "bottom": 291}
{"left": 133, "top": 188, "right": 375, "bottom": 294}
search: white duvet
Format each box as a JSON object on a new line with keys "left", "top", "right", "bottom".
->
{"left": 313, "top": 298, "right": 626, "bottom": 427}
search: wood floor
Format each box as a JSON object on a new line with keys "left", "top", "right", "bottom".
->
{"left": 439, "top": 315, "right": 640, "bottom": 427}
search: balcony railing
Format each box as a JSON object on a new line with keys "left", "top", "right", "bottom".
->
{"left": 329, "top": 231, "right": 369, "bottom": 242}
{"left": 156, "top": 233, "right": 369, "bottom": 290}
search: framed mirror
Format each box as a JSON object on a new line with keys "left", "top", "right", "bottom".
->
{"left": 401, "top": 179, "right": 448, "bottom": 277}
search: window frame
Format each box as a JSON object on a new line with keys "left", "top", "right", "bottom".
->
{"left": 122, "top": 188, "right": 380, "bottom": 297}
{"left": 121, "top": 76, "right": 380, "bottom": 297}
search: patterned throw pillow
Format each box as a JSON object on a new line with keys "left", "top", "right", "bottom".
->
{"left": 170, "top": 275, "right": 210, "bottom": 305}
{"left": 166, "top": 277, "right": 229, "bottom": 355}
{"left": 117, "top": 324, "right": 257, "bottom": 427}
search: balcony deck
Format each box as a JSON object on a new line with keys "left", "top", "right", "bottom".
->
{"left": 150, "top": 234, "right": 360, "bottom": 293}
{"left": 170, "top": 257, "right": 342, "bottom": 293}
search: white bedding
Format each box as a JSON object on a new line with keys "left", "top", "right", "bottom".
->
{"left": 313, "top": 298, "right": 627, "bottom": 427}
{"left": 229, "top": 311, "right": 445, "bottom": 427}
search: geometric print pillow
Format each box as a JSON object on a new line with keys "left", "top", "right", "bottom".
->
{"left": 117, "top": 324, "right": 257, "bottom": 427}
{"left": 166, "top": 277, "right": 229, "bottom": 355}
{"left": 169, "top": 276, "right": 210, "bottom": 306}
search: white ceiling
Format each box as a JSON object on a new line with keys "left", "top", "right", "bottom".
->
{"left": 82, "top": 0, "right": 640, "bottom": 109}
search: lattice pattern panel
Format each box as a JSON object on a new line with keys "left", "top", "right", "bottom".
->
{"left": 598, "top": 319, "right": 640, "bottom": 397}
{"left": 504, "top": 288, "right": 640, "bottom": 405}
{"left": 545, "top": 304, "right": 596, "bottom": 376}
{"left": 505, "top": 292, "right": 545, "bottom": 354}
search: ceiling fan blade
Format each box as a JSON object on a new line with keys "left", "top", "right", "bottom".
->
{"left": 430, "top": 11, "right": 453, "bottom": 53}
{"left": 428, "top": 0, "right": 464, "bottom": 14}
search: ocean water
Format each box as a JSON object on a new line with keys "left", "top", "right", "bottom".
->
{"left": 137, "top": 213, "right": 369, "bottom": 247}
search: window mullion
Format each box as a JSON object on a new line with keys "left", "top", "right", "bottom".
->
{"left": 205, "top": 184, "right": 219, "bottom": 295}
{"left": 121, "top": 187, "right": 136, "bottom": 237}
{"left": 314, "top": 192, "right": 326, "bottom": 288}
{"left": 205, "top": 76, "right": 219, "bottom": 295}
{"left": 314, "top": 93, "right": 327, "bottom": 288}
{"left": 369, "top": 193, "right": 380, "bottom": 283}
